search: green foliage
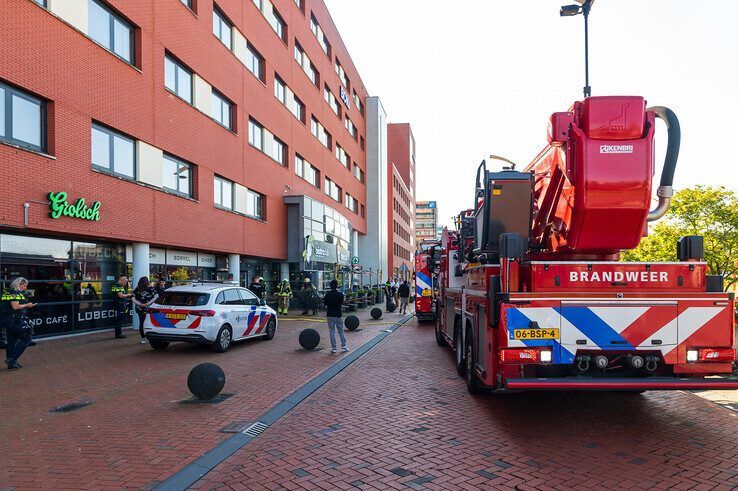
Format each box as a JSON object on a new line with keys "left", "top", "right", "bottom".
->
{"left": 622, "top": 186, "right": 738, "bottom": 289}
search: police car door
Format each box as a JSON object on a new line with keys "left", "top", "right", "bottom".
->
{"left": 239, "top": 288, "right": 267, "bottom": 337}
{"left": 222, "top": 289, "right": 247, "bottom": 339}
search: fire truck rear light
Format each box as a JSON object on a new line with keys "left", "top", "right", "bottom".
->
{"left": 698, "top": 348, "right": 736, "bottom": 362}
{"left": 686, "top": 350, "right": 698, "bottom": 362}
{"left": 540, "top": 350, "right": 552, "bottom": 363}
{"left": 190, "top": 310, "right": 216, "bottom": 317}
{"left": 500, "top": 349, "right": 548, "bottom": 364}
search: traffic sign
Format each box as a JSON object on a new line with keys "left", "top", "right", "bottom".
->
{"left": 351, "top": 256, "right": 360, "bottom": 265}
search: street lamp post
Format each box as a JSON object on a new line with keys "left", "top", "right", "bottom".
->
{"left": 560, "top": 0, "right": 594, "bottom": 98}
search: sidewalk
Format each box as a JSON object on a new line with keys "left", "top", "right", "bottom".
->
{"left": 0, "top": 308, "right": 411, "bottom": 489}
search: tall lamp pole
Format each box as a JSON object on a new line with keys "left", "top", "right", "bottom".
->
{"left": 560, "top": 0, "right": 595, "bottom": 98}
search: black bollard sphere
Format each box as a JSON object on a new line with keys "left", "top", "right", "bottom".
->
{"left": 299, "top": 328, "right": 320, "bottom": 350}
{"left": 187, "top": 363, "right": 226, "bottom": 400}
{"left": 386, "top": 302, "right": 397, "bottom": 313}
{"left": 345, "top": 315, "right": 361, "bottom": 330}
{"left": 370, "top": 308, "right": 383, "bottom": 320}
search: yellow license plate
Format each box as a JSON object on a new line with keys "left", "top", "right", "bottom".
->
{"left": 513, "top": 328, "right": 559, "bottom": 340}
{"left": 165, "top": 313, "right": 187, "bottom": 320}
{"left": 421, "top": 289, "right": 432, "bottom": 297}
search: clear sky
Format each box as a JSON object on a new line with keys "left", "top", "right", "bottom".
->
{"left": 324, "top": 0, "right": 738, "bottom": 226}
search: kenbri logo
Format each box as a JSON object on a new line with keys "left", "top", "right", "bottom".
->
{"left": 600, "top": 144, "right": 634, "bottom": 154}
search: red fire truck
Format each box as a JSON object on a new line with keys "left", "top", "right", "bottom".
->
{"left": 414, "top": 241, "right": 440, "bottom": 323}
{"left": 435, "top": 95, "right": 738, "bottom": 393}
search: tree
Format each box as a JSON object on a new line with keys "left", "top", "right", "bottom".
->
{"left": 621, "top": 186, "right": 738, "bottom": 289}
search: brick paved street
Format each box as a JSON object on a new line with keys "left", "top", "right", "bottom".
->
{"left": 192, "top": 319, "right": 738, "bottom": 491}
{"left": 0, "top": 310, "right": 405, "bottom": 490}
{"left": 2, "top": 315, "right": 738, "bottom": 490}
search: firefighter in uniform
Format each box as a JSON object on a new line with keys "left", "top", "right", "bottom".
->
{"left": 276, "top": 279, "right": 292, "bottom": 315}
{"left": 2, "top": 277, "right": 36, "bottom": 369}
{"left": 111, "top": 276, "right": 133, "bottom": 339}
{"left": 300, "top": 278, "right": 318, "bottom": 316}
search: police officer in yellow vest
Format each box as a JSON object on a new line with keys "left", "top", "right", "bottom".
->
{"left": 110, "top": 276, "right": 132, "bottom": 339}
{"left": 276, "top": 279, "right": 292, "bottom": 315}
{"left": 2, "top": 277, "right": 36, "bottom": 370}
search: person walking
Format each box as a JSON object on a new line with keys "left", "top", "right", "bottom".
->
{"left": 248, "top": 276, "right": 265, "bottom": 300}
{"left": 276, "top": 279, "right": 292, "bottom": 315}
{"left": 110, "top": 276, "right": 132, "bottom": 339}
{"left": 323, "top": 280, "right": 348, "bottom": 354}
{"left": 398, "top": 280, "right": 411, "bottom": 314}
{"left": 132, "top": 276, "right": 157, "bottom": 344}
{"left": 2, "top": 277, "right": 36, "bottom": 369}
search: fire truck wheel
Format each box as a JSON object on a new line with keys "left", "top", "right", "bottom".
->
{"left": 213, "top": 325, "right": 233, "bottom": 353}
{"left": 263, "top": 317, "right": 277, "bottom": 340}
{"left": 434, "top": 316, "right": 445, "bottom": 346}
{"left": 465, "top": 331, "right": 483, "bottom": 395}
{"left": 454, "top": 329, "right": 466, "bottom": 377}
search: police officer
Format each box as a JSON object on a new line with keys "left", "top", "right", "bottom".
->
{"left": 300, "top": 278, "right": 317, "bottom": 315}
{"left": 111, "top": 276, "right": 132, "bottom": 339}
{"left": 276, "top": 279, "right": 292, "bottom": 315}
{"left": 2, "top": 277, "right": 36, "bottom": 370}
{"left": 248, "top": 276, "right": 265, "bottom": 300}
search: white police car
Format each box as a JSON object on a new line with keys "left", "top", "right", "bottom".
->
{"left": 143, "top": 283, "right": 277, "bottom": 353}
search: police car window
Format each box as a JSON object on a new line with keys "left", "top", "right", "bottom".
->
{"left": 222, "top": 289, "right": 242, "bottom": 305}
{"left": 239, "top": 288, "right": 258, "bottom": 305}
{"left": 156, "top": 292, "right": 209, "bottom": 306}
{"left": 215, "top": 292, "right": 225, "bottom": 304}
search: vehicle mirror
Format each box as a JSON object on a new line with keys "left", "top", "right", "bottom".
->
{"left": 259, "top": 299, "right": 266, "bottom": 306}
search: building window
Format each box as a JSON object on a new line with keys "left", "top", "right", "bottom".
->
{"left": 345, "top": 193, "right": 357, "bottom": 213}
{"left": 311, "top": 117, "right": 330, "bottom": 149}
{"left": 353, "top": 164, "right": 364, "bottom": 183}
{"left": 360, "top": 204, "right": 365, "bottom": 218}
{"left": 33, "top": 0, "right": 47, "bottom": 6}
{"left": 212, "top": 6, "right": 233, "bottom": 50}
{"left": 252, "top": 0, "right": 262, "bottom": 9}
{"left": 310, "top": 14, "right": 330, "bottom": 56}
{"left": 324, "top": 85, "right": 341, "bottom": 118}
{"left": 0, "top": 83, "right": 45, "bottom": 152}
{"left": 324, "top": 177, "right": 341, "bottom": 202}
{"left": 245, "top": 43, "right": 264, "bottom": 81}
{"left": 210, "top": 89, "right": 233, "bottom": 129}
{"left": 344, "top": 116, "right": 356, "bottom": 139}
{"left": 271, "top": 137, "right": 286, "bottom": 165}
{"left": 88, "top": 0, "right": 134, "bottom": 64}
{"left": 213, "top": 175, "right": 233, "bottom": 210}
{"left": 246, "top": 189, "right": 264, "bottom": 219}
{"left": 162, "top": 155, "right": 192, "bottom": 197}
{"left": 294, "top": 41, "right": 318, "bottom": 86}
{"left": 248, "top": 118, "right": 263, "bottom": 151}
{"left": 294, "top": 0, "right": 304, "bottom": 13}
{"left": 295, "top": 154, "right": 318, "bottom": 187}
{"left": 334, "top": 59, "right": 349, "bottom": 89}
{"left": 292, "top": 94, "right": 305, "bottom": 123}
{"left": 353, "top": 91, "right": 364, "bottom": 115}
{"left": 164, "top": 54, "right": 192, "bottom": 104}
{"left": 335, "top": 144, "right": 349, "bottom": 168}
{"left": 360, "top": 136, "right": 365, "bottom": 151}
{"left": 91, "top": 123, "right": 135, "bottom": 179}
{"left": 180, "top": 0, "right": 193, "bottom": 9}
{"left": 270, "top": 8, "right": 287, "bottom": 42}
{"left": 274, "top": 75, "right": 286, "bottom": 104}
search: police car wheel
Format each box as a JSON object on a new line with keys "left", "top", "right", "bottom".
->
{"left": 150, "top": 339, "right": 169, "bottom": 351}
{"left": 213, "top": 325, "right": 232, "bottom": 353}
{"left": 264, "top": 317, "right": 276, "bottom": 340}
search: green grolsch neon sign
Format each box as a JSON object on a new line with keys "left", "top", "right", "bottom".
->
{"left": 48, "top": 192, "right": 101, "bottom": 221}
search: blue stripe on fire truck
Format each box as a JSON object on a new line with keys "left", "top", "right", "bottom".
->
{"left": 506, "top": 308, "right": 574, "bottom": 364}
{"left": 556, "top": 306, "right": 635, "bottom": 350}
{"left": 416, "top": 271, "right": 431, "bottom": 296}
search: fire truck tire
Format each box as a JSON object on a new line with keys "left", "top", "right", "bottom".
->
{"left": 434, "top": 316, "right": 445, "bottom": 346}
{"left": 263, "top": 317, "right": 277, "bottom": 340}
{"left": 454, "top": 329, "right": 466, "bottom": 377}
{"left": 465, "top": 331, "right": 483, "bottom": 395}
{"left": 213, "top": 325, "right": 233, "bottom": 353}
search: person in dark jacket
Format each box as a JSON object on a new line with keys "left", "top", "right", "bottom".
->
{"left": 132, "top": 276, "right": 157, "bottom": 344}
{"left": 154, "top": 277, "right": 167, "bottom": 296}
{"left": 398, "top": 280, "right": 411, "bottom": 314}
{"left": 323, "top": 280, "right": 347, "bottom": 354}
{"left": 111, "top": 276, "right": 132, "bottom": 339}
{"left": 248, "top": 276, "right": 265, "bottom": 300}
{"left": 2, "top": 277, "right": 36, "bottom": 369}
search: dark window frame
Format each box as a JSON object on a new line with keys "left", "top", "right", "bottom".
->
{"left": 0, "top": 82, "right": 47, "bottom": 153}
{"left": 211, "top": 88, "right": 234, "bottom": 130}
{"left": 91, "top": 122, "right": 136, "bottom": 180}
{"left": 164, "top": 52, "right": 194, "bottom": 104}
{"left": 213, "top": 175, "right": 235, "bottom": 210}
{"left": 162, "top": 153, "right": 193, "bottom": 198}
{"left": 88, "top": 0, "right": 136, "bottom": 65}
{"left": 212, "top": 4, "right": 233, "bottom": 50}
{"left": 246, "top": 42, "right": 265, "bottom": 82}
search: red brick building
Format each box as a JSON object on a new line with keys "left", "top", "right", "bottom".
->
{"left": 0, "top": 0, "right": 373, "bottom": 336}
{"left": 387, "top": 123, "right": 416, "bottom": 280}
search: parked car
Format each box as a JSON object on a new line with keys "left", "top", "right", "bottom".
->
{"left": 144, "top": 283, "right": 277, "bottom": 353}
